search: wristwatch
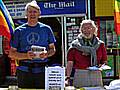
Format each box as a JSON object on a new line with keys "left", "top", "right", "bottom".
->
{"left": 65, "top": 76, "right": 70, "bottom": 80}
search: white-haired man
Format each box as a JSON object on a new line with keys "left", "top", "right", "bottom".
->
{"left": 9, "top": 1, "right": 56, "bottom": 89}
{"left": 66, "top": 19, "right": 107, "bottom": 88}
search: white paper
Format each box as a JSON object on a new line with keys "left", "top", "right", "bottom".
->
{"left": 45, "top": 66, "right": 65, "bottom": 90}
{"left": 87, "top": 64, "right": 111, "bottom": 71}
{"left": 31, "top": 45, "right": 47, "bottom": 59}
{"left": 104, "top": 79, "right": 120, "bottom": 90}
{"left": 99, "top": 64, "right": 111, "bottom": 71}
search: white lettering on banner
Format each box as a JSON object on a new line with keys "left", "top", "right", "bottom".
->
{"left": 44, "top": 1, "right": 75, "bottom": 9}
{"left": 5, "top": 2, "right": 27, "bottom": 19}
{"left": 44, "top": 3, "right": 56, "bottom": 8}
{"left": 59, "top": 1, "right": 75, "bottom": 8}
{"left": 45, "top": 66, "right": 65, "bottom": 90}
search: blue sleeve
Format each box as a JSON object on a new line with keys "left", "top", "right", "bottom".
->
{"left": 47, "top": 26, "right": 56, "bottom": 44}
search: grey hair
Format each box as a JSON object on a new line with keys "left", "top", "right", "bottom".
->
{"left": 25, "top": 0, "right": 41, "bottom": 15}
{"left": 79, "top": 19, "right": 98, "bottom": 36}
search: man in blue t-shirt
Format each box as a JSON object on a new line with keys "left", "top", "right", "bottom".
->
{"left": 9, "top": 1, "right": 56, "bottom": 89}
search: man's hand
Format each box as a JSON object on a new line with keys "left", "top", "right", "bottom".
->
{"left": 65, "top": 77, "right": 71, "bottom": 86}
{"left": 39, "top": 51, "right": 48, "bottom": 59}
{"left": 27, "top": 51, "right": 35, "bottom": 59}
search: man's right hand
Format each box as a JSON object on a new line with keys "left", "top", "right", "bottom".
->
{"left": 39, "top": 51, "right": 48, "bottom": 59}
{"left": 65, "top": 77, "right": 71, "bottom": 86}
{"left": 27, "top": 51, "right": 35, "bottom": 59}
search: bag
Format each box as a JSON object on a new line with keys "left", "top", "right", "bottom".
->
{"left": 17, "top": 60, "right": 47, "bottom": 89}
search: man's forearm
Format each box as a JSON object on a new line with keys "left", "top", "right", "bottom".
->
{"left": 47, "top": 48, "right": 56, "bottom": 57}
{"left": 14, "top": 52, "right": 29, "bottom": 60}
{"left": 66, "top": 61, "right": 73, "bottom": 77}
{"left": 9, "top": 48, "right": 30, "bottom": 60}
{"left": 10, "top": 51, "right": 29, "bottom": 60}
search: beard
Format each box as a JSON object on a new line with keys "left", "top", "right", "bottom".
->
{"left": 82, "top": 33, "right": 93, "bottom": 39}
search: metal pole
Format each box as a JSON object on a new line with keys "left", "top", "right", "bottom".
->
{"left": 87, "top": 0, "right": 91, "bottom": 19}
{"left": 61, "top": 16, "right": 67, "bottom": 67}
{"left": 64, "top": 16, "right": 67, "bottom": 67}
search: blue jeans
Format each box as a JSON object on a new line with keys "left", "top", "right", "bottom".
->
{"left": 16, "top": 60, "right": 47, "bottom": 89}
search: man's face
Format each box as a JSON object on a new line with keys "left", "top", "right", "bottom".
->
{"left": 81, "top": 23, "right": 95, "bottom": 39}
{"left": 26, "top": 6, "right": 40, "bottom": 22}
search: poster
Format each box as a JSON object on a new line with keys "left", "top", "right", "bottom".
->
{"left": 45, "top": 66, "right": 65, "bottom": 90}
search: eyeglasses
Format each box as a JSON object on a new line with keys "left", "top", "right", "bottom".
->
{"left": 84, "top": 27, "right": 93, "bottom": 30}
{"left": 81, "top": 27, "right": 94, "bottom": 31}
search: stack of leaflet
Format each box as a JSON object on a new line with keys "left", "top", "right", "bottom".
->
{"left": 87, "top": 64, "right": 111, "bottom": 71}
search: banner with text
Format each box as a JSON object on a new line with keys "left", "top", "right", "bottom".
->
{"left": 5, "top": 0, "right": 86, "bottom": 19}
{"left": 38, "top": 0, "right": 86, "bottom": 16}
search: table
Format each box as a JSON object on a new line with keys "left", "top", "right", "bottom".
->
{"left": 0, "top": 89, "right": 44, "bottom": 90}
{"left": 0, "top": 88, "right": 8, "bottom": 90}
{"left": 78, "top": 87, "right": 106, "bottom": 90}
{"left": 0, "top": 88, "right": 106, "bottom": 90}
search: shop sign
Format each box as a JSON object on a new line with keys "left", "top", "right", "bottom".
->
{"left": 5, "top": 0, "right": 86, "bottom": 19}
{"left": 38, "top": 0, "right": 86, "bottom": 16}
{"left": 4, "top": 1, "right": 27, "bottom": 19}
{"left": 45, "top": 66, "right": 65, "bottom": 90}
